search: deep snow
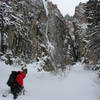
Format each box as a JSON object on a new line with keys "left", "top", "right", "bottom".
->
{"left": 0, "top": 62, "right": 100, "bottom": 100}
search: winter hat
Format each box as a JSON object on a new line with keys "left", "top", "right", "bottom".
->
{"left": 22, "top": 68, "right": 27, "bottom": 74}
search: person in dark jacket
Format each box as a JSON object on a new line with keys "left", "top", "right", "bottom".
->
{"left": 11, "top": 69, "right": 27, "bottom": 100}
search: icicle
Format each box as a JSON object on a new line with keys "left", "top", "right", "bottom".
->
{"left": 42, "top": 0, "right": 54, "bottom": 53}
{"left": 42, "top": 0, "right": 56, "bottom": 70}
{"left": 42, "top": 0, "right": 49, "bottom": 17}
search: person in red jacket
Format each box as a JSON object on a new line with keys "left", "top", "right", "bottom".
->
{"left": 11, "top": 69, "right": 27, "bottom": 100}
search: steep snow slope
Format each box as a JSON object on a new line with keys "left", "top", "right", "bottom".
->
{"left": 0, "top": 62, "right": 100, "bottom": 100}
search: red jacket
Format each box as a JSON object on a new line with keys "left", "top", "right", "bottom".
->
{"left": 15, "top": 71, "right": 26, "bottom": 87}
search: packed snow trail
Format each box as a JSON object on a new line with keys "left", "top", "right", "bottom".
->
{"left": 0, "top": 62, "right": 100, "bottom": 100}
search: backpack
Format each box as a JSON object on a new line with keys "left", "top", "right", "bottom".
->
{"left": 7, "top": 71, "right": 20, "bottom": 87}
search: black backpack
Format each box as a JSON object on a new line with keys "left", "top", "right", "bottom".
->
{"left": 7, "top": 71, "right": 20, "bottom": 87}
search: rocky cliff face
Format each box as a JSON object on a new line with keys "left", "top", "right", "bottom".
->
{"left": 65, "top": 3, "right": 88, "bottom": 63}
{"left": 85, "top": 0, "right": 100, "bottom": 69}
{"left": 0, "top": 0, "right": 100, "bottom": 71}
{"left": 0, "top": 0, "right": 68, "bottom": 71}
{"left": 67, "top": 0, "right": 100, "bottom": 70}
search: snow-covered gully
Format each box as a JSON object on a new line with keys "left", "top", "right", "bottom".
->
{"left": 0, "top": 62, "right": 100, "bottom": 100}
